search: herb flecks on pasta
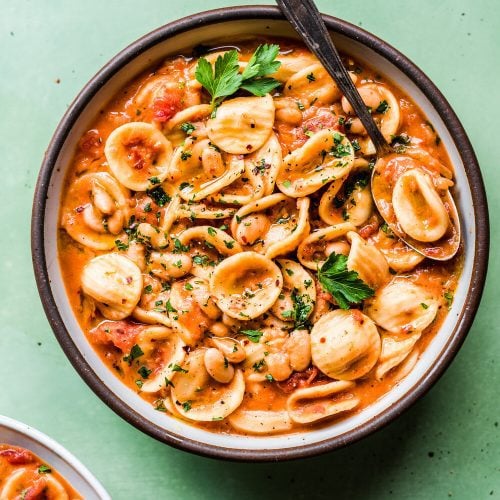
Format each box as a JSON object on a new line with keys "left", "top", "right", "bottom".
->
{"left": 58, "top": 38, "right": 461, "bottom": 436}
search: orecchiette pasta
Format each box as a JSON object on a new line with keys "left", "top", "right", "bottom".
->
{"left": 59, "top": 38, "right": 461, "bottom": 437}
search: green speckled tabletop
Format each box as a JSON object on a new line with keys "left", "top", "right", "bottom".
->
{"left": 1, "top": 1, "right": 498, "bottom": 498}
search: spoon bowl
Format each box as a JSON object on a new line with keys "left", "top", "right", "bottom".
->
{"left": 275, "top": 0, "right": 461, "bottom": 260}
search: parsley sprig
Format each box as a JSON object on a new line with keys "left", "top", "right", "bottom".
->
{"left": 195, "top": 44, "right": 281, "bottom": 112}
{"left": 317, "top": 252, "right": 374, "bottom": 309}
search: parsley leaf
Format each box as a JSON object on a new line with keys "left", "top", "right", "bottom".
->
{"left": 123, "top": 344, "right": 144, "bottom": 365}
{"left": 195, "top": 44, "right": 281, "bottom": 109}
{"left": 195, "top": 50, "right": 242, "bottom": 109}
{"left": 317, "top": 252, "right": 374, "bottom": 309}
{"left": 38, "top": 465, "right": 52, "bottom": 474}
{"left": 292, "top": 291, "right": 313, "bottom": 329}
{"left": 240, "top": 329, "right": 263, "bottom": 343}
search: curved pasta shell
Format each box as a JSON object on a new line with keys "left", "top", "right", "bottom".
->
{"left": 392, "top": 168, "right": 450, "bottom": 242}
{"left": 277, "top": 129, "right": 354, "bottom": 197}
{"left": 228, "top": 409, "right": 293, "bottom": 434}
{"left": 319, "top": 174, "right": 373, "bottom": 227}
{"left": 271, "top": 52, "right": 318, "bottom": 82}
{"left": 347, "top": 231, "right": 390, "bottom": 289}
{"left": 283, "top": 63, "right": 342, "bottom": 106}
{"left": 207, "top": 94, "right": 275, "bottom": 154}
{"left": 364, "top": 279, "right": 439, "bottom": 334}
{"left": 171, "top": 364, "right": 245, "bottom": 422}
{"left": 286, "top": 380, "right": 359, "bottom": 424}
{"left": 349, "top": 83, "right": 401, "bottom": 154}
{"left": 169, "top": 137, "right": 245, "bottom": 202}
{"left": 104, "top": 122, "right": 173, "bottom": 191}
{"left": 243, "top": 132, "right": 283, "bottom": 197}
{"left": 272, "top": 259, "right": 316, "bottom": 322}
{"left": 297, "top": 222, "right": 355, "bottom": 270}
{"left": 168, "top": 278, "right": 218, "bottom": 345}
{"left": 371, "top": 154, "right": 460, "bottom": 260}
{"left": 164, "top": 103, "right": 212, "bottom": 132}
{"left": 177, "top": 201, "right": 236, "bottom": 220}
{"left": 210, "top": 252, "right": 283, "bottom": 320}
{"left": 0, "top": 468, "right": 70, "bottom": 499}
{"left": 135, "top": 326, "right": 186, "bottom": 393}
{"left": 231, "top": 194, "right": 310, "bottom": 259}
{"left": 81, "top": 253, "right": 142, "bottom": 320}
{"left": 310, "top": 309, "right": 381, "bottom": 380}
{"left": 375, "top": 332, "right": 421, "bottom": 380}
{"left": 372, "top": 229, "right": 425, "bottom": 272}
{"left": 61, "top": 172, "right": 131, "bottom": 250}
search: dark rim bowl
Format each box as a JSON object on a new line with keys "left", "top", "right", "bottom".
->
{"left": 31, "top": 5, "right": 489, "bottom": 461}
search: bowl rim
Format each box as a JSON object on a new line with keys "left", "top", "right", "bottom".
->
{"left": 31, "top": 5, "right": 489, "bottom": 462}
{"left": 0, "top": 415, "right": 110, "bottom": 499}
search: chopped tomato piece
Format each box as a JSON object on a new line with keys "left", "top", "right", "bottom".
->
{"left": 91, "top": 320, "right": 141, "bottom": 352}
{"left": 152, "top": 91, "right": 182, "bottom": 122}
{"left": 0, "top": 448, "right": 34, "bottom": 465}
{"left": 24, "top": 478, "right": 48, "bottom": 500}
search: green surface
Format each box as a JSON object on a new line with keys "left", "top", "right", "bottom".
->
{"left": 0, "top": 1, "right": 498, "bottom": 498}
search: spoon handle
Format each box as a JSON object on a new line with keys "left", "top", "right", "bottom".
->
{"left": 275, "top": 0, "right": 392, "bottom": 156}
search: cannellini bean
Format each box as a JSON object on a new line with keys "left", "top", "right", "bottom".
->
{"left": 107, "top": 209, "right": 124, "bottom": 234}
{"left": 342, "top": 87, "right": 381, "bottom": 115}
{"left": 211, "top": 337, "right": 246, "bottom": 363}
{"left": 149, "top": 251, "right": 192, "bottom": 279}
{"left": 92, "top": 184, "right": 115, "bottom": 214}
{"left": 192, "top": 285, "right": 221, "bottom": 320}
{"left": 126, "top": 241, "right": 146, "bottom": 271}
{"left": 284, "top": 329, "right": 311, "bottom": 372}
{"left": 210, "top": 321, "right": 230, "bottom": 337}
{"left": 235, "top": 213, "right": 270, "bottom": 245}
{"left": 266, "top": 352, "right": 292, "bottom": 382}
{"left": 274, "top": 98, "right": 303, "bottom": 126}
{"left": 204, "top": 348, "right": 235, "bottom": 384}
{"left": 82, "top": 205, "right": 106, "bottom": 233}
{"left": 202, "top": 147, "right": 225, "bottom": 178}
{"left": 347, "top": 117, "right": 367, "bottom": 135}
{"left": 325, "top": 240, "right": 351, "bottom": 257}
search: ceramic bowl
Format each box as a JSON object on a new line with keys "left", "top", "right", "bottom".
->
{"left": 0, "top": 415, "right": 110, "bottom": 498}
{"left": 31, "top": 6, "right": 489, "bottom": 461}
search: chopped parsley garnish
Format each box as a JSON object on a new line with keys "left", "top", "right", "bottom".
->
{"left": 421, "top": 303, "right": 429, "bottom": 309}
{"left": 282, "top": 180, "right": 292, "bottom": 188}
{"left": 138, "top": 366, "right": 152, "bottom": 379}
{"left": 165, "top": 377, "right": 175, "bottom": 388}
{"left": 207, "top": 227, "right": 217, "bottom": 236}
{"left": 317, "top": 252, "right": 374, "bottom": 309}
{"left": 390, "top": 133, "right": 411, "bottom": 152}
{"left": 376, "top": 100, "right": 389, "bottom": 113}
{"left": 147, "top": 186, "right": 171, "bottom": 207}
{"left": 123, "top": 344, "right": 144, "bottom": 365}
{"left": 180, "top": 122, "right": 196, "bottom": 134}
{"left": 154, "top": 400, "right": 167, "bottom": 412}
{"left": 38, "top": 465, "right": 51, "bottom": 474}
{"left": 181, "top": 400, "right": 192, "bottom": 412}
{"left": 240, "top": 329, "right": 264, "bottom": 343}
{"left": 265, "top": 374, "right": 275, "bottom": 382}
{"left": 282, "top": 310, "right": 294, "bottom": 318}
{"left": 194, "top": 44, "right": 281, "bottom": 112}
{"left": 173, "top": 238, "right": 189, "bottom": 253}
{"left": 179, "top": 181, "right": 193, "bottom": 191}
{"left": 180, "top": 151, "right": 192, "bottom": 161}
{"left": 149, "top": 176, "right": 161, "bottom": 185}
{"left": 252, "top": 359, "right": 266, "bottom": 372}
{"left": 184, "top": 282, "right": 194, "bottom": 291}
{"left": 380, "top": 222, "right": 394, "bottom": 237}
{"left": 165, "top": 299, "right": 177, "bottom": 313}
{"left": 171, "top": 364, "right": 188, "bottom": 373}
{"left": 144, "top": 284, "right": 153, "bottom": 294}
{"left": 292, "top": 291, "right": 313, "bottom": 329}
{"left": 193, "top": 254, "right": 210, "bottom": 266}
{"left": 444, "top": 291, "right": 454, "bottom": 309}
{"left": 296, "top": 101, "right": 305, "bottom": 111}
{"left": 306, "top": 72, "right": 316, "bottom": 82}
{"left": 135, "top": 380, "right": 143, "bottom": 389}
{"left": 224, "top": 240, "right": 235, "bottom": 249}
{"left": 115, "top": 239, "right": 129, "bottom": 251}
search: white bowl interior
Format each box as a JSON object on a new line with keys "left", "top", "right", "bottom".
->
{"left": 43, "top": 19, "right": 474, "bottom": 452}
{"left": 0, "top": 415, "right": 110, "bottom": 499}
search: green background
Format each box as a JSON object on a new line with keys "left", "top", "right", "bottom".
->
{"left": 1, "top": 1, "right": 498, "bottom": 498}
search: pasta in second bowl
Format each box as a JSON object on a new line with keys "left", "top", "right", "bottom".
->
{"left": 32, "top": 7, "right": 488, "bottom": 460}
